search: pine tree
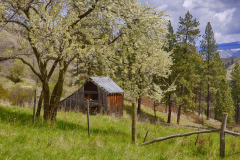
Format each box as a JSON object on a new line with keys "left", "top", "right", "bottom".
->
{"left": 175, "top": 11, "right": 201, "bottom": 124}
{"left": 215, "top": 79, "right": 235, "bottom": 123}
{"left": 200, "top": 22, "right": 218, "bottom": 120}
{"left": 177, "top": 11, "right": 200, "bottom": 46}
{"left": 164, "top": 20, "right": 176, "bottom": 123}
{"left": 231, "top": 62, "right": 240, "bottom": 123}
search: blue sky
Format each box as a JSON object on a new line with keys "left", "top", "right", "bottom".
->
{"left": 138, "top": 0, "right": 240, "bottom": 44}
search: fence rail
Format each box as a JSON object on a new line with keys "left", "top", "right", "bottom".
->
{"left": 139, "top": 113, "right": 239, "bottom": 158}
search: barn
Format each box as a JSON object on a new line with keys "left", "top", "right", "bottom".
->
{"left": 59, "top": 77, "right": 124, "bottom": 116}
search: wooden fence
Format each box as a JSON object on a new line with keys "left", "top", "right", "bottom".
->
{"left": 139, "top": 113, "right": 240, "bottom": 158}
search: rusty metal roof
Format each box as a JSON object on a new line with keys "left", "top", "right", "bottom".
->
{"left": 89, "top": 77, "right": 124, "bottom": 93}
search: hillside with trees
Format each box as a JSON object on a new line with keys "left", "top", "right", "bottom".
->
{"left": 1, "top": 1, "right": 240, "bottom": 158}
{"left": 0, "top": 0, "right": 237, "bottom": 125}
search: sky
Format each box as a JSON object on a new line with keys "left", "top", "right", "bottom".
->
{"left": 138, "top": 0, "right": 240, "bottom": 44}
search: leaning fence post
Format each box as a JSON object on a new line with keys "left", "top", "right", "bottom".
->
{"left": 87, "top": 99, "right": 90, "bottom": 137}
{"left": 132, "top": 103, "right": 137, "bottom": 145}
{"left": 220, "top": 113, "right": 228, "bottom": 158}
{"left": 32, "top": 90, "right": 36, "bottom": 124}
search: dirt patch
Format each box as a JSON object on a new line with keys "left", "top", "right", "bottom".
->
{"left": 141, "top": 97, "right": 179, "bottom": 113}
{"left": 140, "top": 97, "right": 202, "bottom": 123}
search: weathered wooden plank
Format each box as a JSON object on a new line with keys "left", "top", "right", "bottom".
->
{"left": 85, "top": 91, "right": 98, "bottom": 94}
{"left": 69, "top": 96, "right": 72, "bottom": 111}
{"left": 98, "top": 87, "right": 102, "bottom": 114}
{"left": 103, "top": 92, "right": 107, "bottom": 114}
{"left": 80, "top": 86, "right": 84, "bottom": 112}
{"left": 83, "top": 100, "right": 100, "bottom": 106}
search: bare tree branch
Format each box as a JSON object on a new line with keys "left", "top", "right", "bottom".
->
{"left": 0, "top": 56, "right": 15, "bottom": 62}
{"left": 108, "top": 33, "right": 124, "bottom": 45}
{"left": 16, "top": 57, "right": 42, "bottom": 81}
{"left": 2, "top": 17, "right": 30, "bottom": 31}
{"left": 69, "top": 0, "right": 99, "bottom": 29}
{"left": 45, "top": 0, "right": 52, "bottom": 10}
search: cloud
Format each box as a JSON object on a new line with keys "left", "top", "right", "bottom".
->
{"left": 214, "top": 8, "right": 235, "bottom": 23}
{"left": 215, "top": 32, "right": 240, "bottom": 44}
{"left": 156, "top": 4, "right": 168, "bottom": 11}
{"left": 183, "top": 0, "right": 196, "bottom": 9}
{"left": 138, "top": 0, "right": 240, "bottom": 44}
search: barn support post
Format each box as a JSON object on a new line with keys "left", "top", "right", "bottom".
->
{"left": 220, "top": 113, "right": 228, "bottom": 158}
{"left": 87, "top": 99, "right": 90, "bottom": 137}
{"left": 132, "top": 103, "right": 137, "bottom": 145}
{"left": 64, "top": 100, "right": 66, "bottom": 111}
{"left": 32, "top": 90, "right": 36, "bottom": 124}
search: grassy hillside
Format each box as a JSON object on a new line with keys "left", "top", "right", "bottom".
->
{"left": 0, "top": 105, "right": 240, "bottom": 159}
{"left": 226, "top": 60, "right": 240, "bottom": 81}
{"left": 221, "top": 57, "right": 240, "bottom": 68}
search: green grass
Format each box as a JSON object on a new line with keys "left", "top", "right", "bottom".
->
{"left": 0, "top": 105, "right": 240, "bottom": 160}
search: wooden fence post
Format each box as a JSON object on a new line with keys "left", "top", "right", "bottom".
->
{"left": 87, "top": 99, "right": 90, "bottom": 137}
{"left": 32, "top": 90, "right": 36, "bottom": 124}
{"left": 220, "top": 113, "right": 228, "bottom": 158}
{"left": 132, "top": 103, "right": 137, "bottom": 145}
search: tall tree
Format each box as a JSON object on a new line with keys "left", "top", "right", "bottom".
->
{"left": 200, "top": 22, "right": 218, "bottom": 120}
{"left": 175, "top": 11, "right": 200, "bottom": 124}
{"left": 211, "top": 53, "right": 228, "bottom": 118}
{"left": 214, "top": 79, "right": 235, "bottom": 123}
{"left": 0, "top": 0, "right": 171, "bottom": 120}
{"left": 231, "top": 62, "right": 240, "bottom": 124}
{"left": 163, "top": 20, "right": 176, "bottom": 123}
{"left": 114, "top": 13, "right": 172, "bottom": 115}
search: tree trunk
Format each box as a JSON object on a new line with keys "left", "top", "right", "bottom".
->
{"left": 207, "top": 82, "right": 210, "bottom": 120}
{"left": 49, "top": 69, "right": 66, "bottom": 120}
{"left": 236, "top": 101, "right": 239, "bottom": 124}
{"left": 177, "top": 85, "right": 183, "bottom": 125}
{"left": 36, "top": 90, "right": 43, "bottom": 117}
{"left": 177, "top": 104, "right": 182, "bottom": 125}
{"left": 198, "top": 85, "right": 201, "bottom": 116}
{"left": 43, "top": 82, "right": 51, "bottom": 120}
{"left": 167, "top": 94, "right": 171, "bottom": 123}
{"left": 137, "top": 97, "right": 141, "bottom": 115}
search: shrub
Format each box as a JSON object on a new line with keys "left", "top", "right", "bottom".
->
{"left": 9, "top": 85, "right": 34, "bottom": 107}
{"left": 6, "top": 60, "right": 25, "bottom": 83}
{"left": 0, "top": 84, "right": 9, "bottom": 100}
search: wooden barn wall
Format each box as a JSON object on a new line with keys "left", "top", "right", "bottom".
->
{"left": 98, "top": 87, "right": 107, "bottom": 113}
{"left": 107, "top": 93, "right": 123, "bottom": 116}
{"left": 59, "top": 82, "right": 123, "bottom": 117}
{"left": 78, "top": 86, "right": 85, "bottom": 112}
{"left": 59, "top": 86, "right": 85, "bottom": 112}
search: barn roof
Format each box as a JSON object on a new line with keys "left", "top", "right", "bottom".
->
{"left": 89, "top": 77, "right": 124, "bottom": 93}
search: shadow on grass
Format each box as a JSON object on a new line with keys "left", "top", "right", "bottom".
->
{"left": 0, "top": 106, "right": 128, "bottom": 137}
{"left": 124, "top": 103, "right": 165, "bottom": 124}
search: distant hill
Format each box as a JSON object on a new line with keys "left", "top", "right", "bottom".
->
{"left": 218, "top": 41, "right": 240, "bottom": 58}
{"left": 221, "top": 56, "right": 240, "bottom": 68}
{"left": 226, "top": 60, "right": 240, "bottom": 81}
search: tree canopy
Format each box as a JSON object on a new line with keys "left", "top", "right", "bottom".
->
{"left": 0, "top": 0, "right": 172, "bottom": 120}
